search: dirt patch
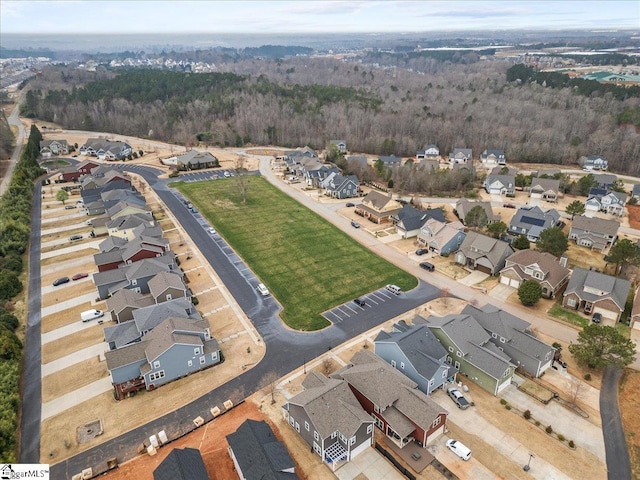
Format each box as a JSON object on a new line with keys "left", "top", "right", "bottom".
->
{"left": 627, "top": 204, "right": 640, "bottom": 230}
{"left": 564, "top": 242, "right": 608, "bottom": 273}
{"left": 41, "top": 325, "right": 104, "bottom": 364}
{"left": 619, "top": 369, "right": 640, "bottom": 479}
{"left": 42, "top": 357, "right": 109, "bottom": 403}
{"left": 77, "top": 419, "right": 104, "bottom": 444}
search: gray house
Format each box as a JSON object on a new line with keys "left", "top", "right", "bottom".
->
{"left": 481, "top": 149, "right": 506, "bottom": 166}
{"left": 455, "top": 231, "right": 514, "bottom": 275}
{"left": 282, "top": 372, "right": 374, "bottom": 472}
{"left": 529, "top": 178, "right": 561, "bottom": 202}
{"left": 330, "top": 140, "right": 347, "bottom": 153}
{"left": 105, "top": 288, "right": 155, "bottom": 323}
{"left": 579, "top": 155, "right": 608, "bottom": 171}
{"left": 105, "top": 316, "right": 220, "bottom": 400}
{"left": 507, "top": 206, "right": 560, "bottom": 242}
{"left": 462, "top": 304, "right": 555, "bottom": 378}
{"left": 455, "top": 199, "right": 499, "bottom": 225}
{"left": 227, "top": 419, "right": 298, "bottom": 480}
{"left": 394, "top": 205, "right": 446, "bottom": 239}
{"left": 484, "top": 174, "right": 515, "bottom": 196}
{"left": 449, "top": 148, "right": 472, "bottom": 164}
{"left": 568, "top": 215, "right": 619, "bottom": 252}
{"left": 416, "top": 144, "right": 440, "bottom": 161}
{"left": 417, "top": 218, "right": 466, "bottom": 256}
{"left": 321, "top": 173, "right": 360, "bottom": 199}
{"left": 419, "top": 315, "right": 516, "bottom": 396}
{"left": 378, "top": 155, "right": 402, "bottom": 167}
{"left": 153, "top": 447, "right": 210, "bottom": 480}
{"left": 375, "top": 320, "right": 455, "bottom": 395}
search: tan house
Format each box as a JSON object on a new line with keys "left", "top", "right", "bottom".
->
{"left": 148, "top": 271, "right": 189, "bottom": 303}
{"left": 355, "top": 191, "right": 402, "bottom": 224}
{"left": 499, "top": 250, "right": 570, "bottom": 298}
{"left": 417, "top": 218, "right": 466, "bottom": 255}
{"left": 106, "top": 289, "right": 155, "bottom": 323}
{"left": 529, "top": 178, "right": 561, "bottom": 202}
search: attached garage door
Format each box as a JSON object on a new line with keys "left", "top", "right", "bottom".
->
{"left": 509, "top": 278, "right": 520, "bottom": 288}
{"left": 500, "top": 276, "right": 510, "bottom": 286}
{"left": 425, "top": 424, "right": 445, "bottom": 445}
{"left": 476, "top": 264, "right": 492, "bottom": 275}
{"left": 350, "top": 437, "right": 372, "bottom": 460}
{"left": 496, "top": 377, "right": 512, "bottom": 394}
{"left": 593, "top": 307, "right": 618, "bottom": 321}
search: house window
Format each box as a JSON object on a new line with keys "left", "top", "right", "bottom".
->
{"left": 331, "top": 431, "right": 337, "bottom": 439}
{"left": 314, "top": 430, "right": 319, "bottom": 441}
{"left": 448, "top": 346, "right": 454, "bottom": 353}
{"left": 456, "top": 351, "right": 461, "bottom": 357}
{"left": 500, "top": 337, "right": 506, "bottom": 343}
{"left": 212, "top": 352, "right": 218, "bottom": 360}
{"left": 367, "top": 424, "right": 373, "bottom": 434}
{"left": 149, "top": 370, "right": 165, "bottom": 382}
{"left": 454, "top": 361, "right": 460, "bottom": 369}
{"left": 349, "top": 436, "right": 356, "bottom": 446}
{"left": 153, "top": 360, "right": 160, "bottom": 369}
{"left": 295, "top": 422, "right": 300, "bottom": 433}
{"left": 432, "top": 416, "right": 441, "bottom": 428}
{"left": 188, "top": 360, "right": 193, "bottom": 367}
{"left": 566, "top": 298, "right": 577, "bottom": 307}
{"left": 504, "top": 369, "right": 510, "bottom": 377}
{"left": 442, "top": 370, "right": 447, "bottom": 378}
{"left": 313, "top": 442, "right": 321, "bottom": 455}
{"left": 492, "top": 333, "right": 497, "bottom": 339}
{"left": 305, "top": 421, "right": 309, "bottom": 431}
{"left": 447, "top": 356, "right": 452, "bottom": 364}
{"left": 194, "top": 347, "right": 201, "bottom": 355}
{"left": 391, "top": 360, "right": 396, "bottom": 368}
{"left": 131, "top": 279, "right": 137, "bottom": 286}
{"left": 374, "top": 405, "right": 380, "bottom": 413}
{"left": 428, "top": 379, "right": 434, "bottom": 386}
{"left": 289, "top": 416, "right": 295, "bottom": 427}
{"left": 340, "top": 433, "right": 347, "bottom": 444}
{"left": 200, "top": 356, "right": 206, "bottom": 365}
{"left": 400, "top": 362, "right": 405, "bottom": 369}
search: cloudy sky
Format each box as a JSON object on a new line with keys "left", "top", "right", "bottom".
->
{"left": 2, "top": 1, "right": 638, "bottom": 34}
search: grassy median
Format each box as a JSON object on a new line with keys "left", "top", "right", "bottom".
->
{"left": 175, "top": 177, "right": 417, "bottom": 331}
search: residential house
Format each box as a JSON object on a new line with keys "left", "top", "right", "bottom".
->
{"left": 420, "top": 315, "right": 516, "bottom": 395}
{"left": 107, "top": 200, "right": 153, "bottom": 222}
{"left": 480, "top": 149, "right": 506, "bottom": 166}
{"left": 507, "top": 206, "right": 560, "bottom": 242}
{"left": 455, "top": 199, "right": 499, "bottom": 225}
{"left": 106, "top": 213, "right": 156, "bottom": 240}
{"left": 594, "top": 173, "right": 617, "bottom": 189}
{"left": 584, "top": 188, "right": 607, "bottom": 215}
{"left": 394, "top": 205, "right": 446, "bottom": 239}
{"left": 282, "top": 372, "right": 374, "bottom": 471}
{"left": 84, "top": 189, "right": 146, "bottom": 216}
{"left": 333, "top": 350, "right": 448, "bottom": 449}
{"left": 529, "top": 178, "right": 561, "bottom": 202}
{"left": 226, "top": 420, "right": 298, "bottom": 480}
{"left": 93, "top": 236, "right": 171, "bottom": 272}
{"left": 81, "top": 170, "right": 132, "bottom": 191}
{"left": 39, "top": 139, "right": 69, "bottom": 158}
{"left": 175, "top": 150, "right": 219, "bottom": 170}
{"left": 148, "top": 271, "right": 189, "bottom": 303}
{"left": 563, "top": 267, "right": 631, "bottom": 324}
{"left": 416, "top": 144, "right": 440, "bottom": 161}
{"left": 374, "top": 320, "right": 455, "bottom": 395}
{"left": 569, "top": 215, "right": 619, "bottom": 252}
{"left": 579, "top": 155, "right": 608, "bottom": 171}
{"left": 80, "top": 138, "right": 132, "bottom": 160}
{"left": 484, "top": 174, "right": 515, "bottom": 196}
{"left": 106, "top": 289, "right": 155, "bottom": 323}
{"left": 330, "top": 140, "right": 347, "bottom": 154}
{"left": 320, "top": 173, "right": 360, "bottom": 199}
{"left": 455, "top": 231, "right": 514, "bottom": 275}
{"left": 304, "top": 165, "right": 340, "bottom": 187}
{"left": 60, "top": 159, "right": 101, "bottom": 182}
{"left": 105, "top": 316, "right": 220, "bottom": 399}
{"left": 499, "top": 249, "right": 570, "bottom": 299}
{"left": 598, "top": 191, "right": 627, "bottom": 216}
{"left": 416, "top": 218, "right": 466, "bottom": 255}
{"left": 632, "top": 184, "right": 640, "bottom": 202}
{"left": 81, "top": 180, "right": 136, "bottom": 211}
{"left": 461, "top": 304, "right": 555, "bottom": 378}
{"left": 355, "top": 191, "right": 403, "bottom": 224}
{"left": 448, "top": 148, "right": 472, "bottom": 164}
{"left": 630, "top": 286, "right": 640, "bottom": 335}
{"left": 93, "top": 256, "right": 178, "bottom": 300}
{"left": 153, "top": 447, "right": 210, "bottom": 480}
{"left": 378, "top": 155, "right": 402, "bottom": 167}
{"left": 105, "top": 297, "right": 200, "bottom": 350}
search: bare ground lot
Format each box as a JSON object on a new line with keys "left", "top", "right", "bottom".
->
{"left": 41, "top": 301, "right": 105, "bottom": 333}
{"left": 41, "top": 357, "right": 109, "bottom": 403}
{"left": 619, "top": 369, "right": 640, "bottom": 480}
{"left": 41, "top": 324, "right": 105, "bottom": 364}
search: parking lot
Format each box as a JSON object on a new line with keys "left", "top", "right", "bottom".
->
{"left": 323, "top": 287, "right": 400, "bottom": 324}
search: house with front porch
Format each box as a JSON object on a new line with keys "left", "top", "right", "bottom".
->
{"left": 355, "top": 191, "right": 403, "bottom": 224}
{"left": 394, "top": 205, "right": 446, "bottom": 239}
{"left": 448, "top": 148, "right": 472, "bottom": 164}
{"left": 375, "top": 320, "right": 456, "bottom": 395}
{"left": 579, "top": 155, "right": 608, "bottom": 171}
{"left": 599, "top": 191, "right": 627, "bottom": 216}
{"left": 416, "top": 144, "right": 440, "bottom": 161}
{"left": 419, "top": 315, "right": 516, "bottom": 396}
{"left": 569, "top": 215, "right": 619, "bottom": 252}
{"left": 507, "top": 206, "right": 560, "bottom": 242}
{"left": 330, "top": 139, "right": 347, "bottom": 153}
{"left": 321, "top": 173, "right": 359, "bottom": 199}
{"left": 529, "top": 178, "right": 560, "bottom": 202}
{"left": 333, "top": 350, "right": 448, "bottom": 449}
{"left": 562, "top": 267, "right": 631, "bottom": 324}
{"left": 499, "top": 249, "right": 570, "bottom": 299}
{"left": 461, "top": 304, "right": 555, "bottom": 378}
{"left": 455, "top": 231, "right": 514, "bottom": 275}
{"left": 282, "top": 372, "right": 374, "bottom": 472}
{"left": 455, "top": 199, "right": 499, "bottom": 225}
{"left": 40, "top": 139, "right": 70, "bottom": 158}
{"left": 484, "top": 174, "right": 515, "bottom": 196}
{"left": 416, "top": 218, "right": 466, "bottom": 255}
{"left": 481, "top": 149, "right": 506, "bottom": 167}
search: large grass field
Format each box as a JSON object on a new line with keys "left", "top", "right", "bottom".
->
{"left": 175, "top": 177, "right": 417, "bottom": 331}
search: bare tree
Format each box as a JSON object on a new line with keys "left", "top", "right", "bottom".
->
{"left": 261, "top": 370, "right": 280, "bottom": 405}
{"left": 234, "top": 156, "right": 251, "bottom": 205}
{"left": 568, "top": 379, "right": 585, "bottom": 407}
{"left": 440, "top": 287, "right": 450, "bottom": 307}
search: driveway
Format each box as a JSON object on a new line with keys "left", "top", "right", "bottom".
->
{"left": 334, "top": 447, "right": 404, "bottom": 480}
{"left": 458, "top": 270, "right": 488, "bottom": 286}
{"left": 488, "top": 283, "right": 515, "bottom": 301}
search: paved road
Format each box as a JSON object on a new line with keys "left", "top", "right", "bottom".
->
{"left": 0, "top": 91, "right": 26, "bottom": 196}
{"left": 47, "top": 166, "right": 439, "bottom": 478}
{"left": 600, "top": 366, "right": 631, "bottom": 480}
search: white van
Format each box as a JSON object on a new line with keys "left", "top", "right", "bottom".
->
{"left": 446, "top": 439, "right": 471, "bottom": 461}
{"left": 81, "top": 309, "right": 104, "bottom": 322}
{"left": 385, "top": 284, "right": 402, "bottom": 295}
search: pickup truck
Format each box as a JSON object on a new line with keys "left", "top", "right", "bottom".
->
{"left": 447, "top": 387, "right": 470, "bottom": 409}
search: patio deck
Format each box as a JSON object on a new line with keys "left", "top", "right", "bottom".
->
{"left": 382, "top": 436, "right": 434, "bottom": 473}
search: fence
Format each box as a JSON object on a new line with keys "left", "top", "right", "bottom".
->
{"left": 374, "top": 442, "right": 416, "bottom": 480}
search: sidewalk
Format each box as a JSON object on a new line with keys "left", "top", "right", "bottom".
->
{"left": 41, "top": 343, "right": 106, "bottom": 377}
{"left": 41, "top": 292, "right": 97, "bottom": 317}
{"left": 42, "top": 319, "right": 100, "bottom": 345}
{"left": 41, "top": 377, "right": 112, "bottom": 421}
{"left": 40, "top": 240, "right": 101, "bottom": 260}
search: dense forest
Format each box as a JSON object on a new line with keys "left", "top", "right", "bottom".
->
{"left": 25, "top": 55, "right": 640, "bottom": 174}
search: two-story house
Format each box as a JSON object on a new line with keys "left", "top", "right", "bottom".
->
{"left": 40, "top": 139, "right": 70, "bottom": 158}
{"left": 455, "top": 199, "right": 499, "bottom": 225}
{"left": 282, "top": 372, "right": 374, "bottom": 472}
{"left": 579, "top": 155, "right": 608, "bottom": 171}
{"left": 416, "top": 218, "right": 466, "bottom": 255}
{"left": 507, "top": 206, "right": 560, "bottom": 242}
{"left": 481, "top": 149, "right": 506, "bottom": 167}
{"left": 394, "top": 205, "right": 446, "bottom": 239}
{"left": 484, "top": 174, "right": 515, "bottom": 196}
{"left": 569, "top": 215, "right": 619, "bottom": 252}
{"left": 499, "top": 249, "right": 570, "bottom": 298}
{"left": 416, "top": 144, "right": 440, "bottom": 161}
{"left": 330, "top": 140, "right": 347, "bottom": 154}
{"left": 355, "top": 191, "right": 403, "bottom": 224}
{"left": 320, "top": 173, "right": 360, "bottom": 199}
{"left": 449, "top": 148, "right": 472, "bottom": 164}
{"left": 455, "top": 231, "right": 514, "bottom": 275}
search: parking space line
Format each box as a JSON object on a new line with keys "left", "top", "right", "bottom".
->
{"left": 335, "top": 306, "right": 351, "bottom": 318}
{"left": 344, "top": 304, "right": 358, "bottom": 314}
{"left": 364, "top": 295, "right": 379, "bottom": 305}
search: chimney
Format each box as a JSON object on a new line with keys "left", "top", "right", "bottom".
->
{"left": 559, "top": 255, "right": 568, "bottom": 268}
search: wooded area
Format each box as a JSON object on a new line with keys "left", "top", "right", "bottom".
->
{"left": 25, "top": 56, "right": 640, "bottom": 174}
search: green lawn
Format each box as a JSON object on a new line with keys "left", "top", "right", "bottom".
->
{"left": 548, "top": 302, "right": 589, "bottom": 328}
{"left": 175, "top": 177, "right": 417, "bottom": 331}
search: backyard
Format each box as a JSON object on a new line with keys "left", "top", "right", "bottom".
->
{"left": 175, "top": 177, "right": 417, "bottom": 330}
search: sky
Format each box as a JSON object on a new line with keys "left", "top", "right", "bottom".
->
{"left": 1, "top": 1, "right": 639, "bottom": 35}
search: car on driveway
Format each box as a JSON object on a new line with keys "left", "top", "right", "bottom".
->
{"left": 447, "top": 387, "right": 470, "bottom": 409}
{"left": 346, "top": 202, "right": 355, "bottom": 207}
{"left": 190, "top": 208, "right": 198, "bottom": 214}
{"left": 72, "top": 273, "right": 89, "bottom": 281}
{"left": 353, "top": 298, "right": 366, "bottom": 307}
{"left": 257, "top": 283, "right": 270, "bottom": 296}
{"left": 69, "top": 234, "right": 83, "bottom": 241}
{"left": 415, "top": 248, "right": 428, "bottom": 256}
{"left": 64, "top": 205, "right": 76, "bottom": 210}
{"left": 351, "top": 220, "right": 360, "bottom": 228}
{"left": 53, "top": 277, "right": 70, "bottom": 286}
{"left": 592, "top": 312, "right": 602, "bottom": 323}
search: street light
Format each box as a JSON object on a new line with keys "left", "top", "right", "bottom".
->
{"left": 523, "top": 453, "right": 534, "bottom": 472}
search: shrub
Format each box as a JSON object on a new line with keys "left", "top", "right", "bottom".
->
{"left": 500, "top": 398, "right": 507, "bottom": 405}
{"left": 505, "top": 405, "right": 511, "bottom": 410}
{"left": 523, "top": 410, "right": 531, "bottom": 420}
{"left": 535, "top": 421, "right": 541, "bottom": 426}
{"left": 584, "top": 373, "right": 592, "bottom": 381}
{"left": 545, "top": 425, "right": 553, "bottom": 434}
{"left": 557, "top": 434, "right": 565, "bottom": 442}
{"left": 568, "top": 440, "right": 575, "bottom": 448}
{"left": 191, "top": 296, "right": 199, "bottom": 306}
{"left": 0, "top": 313, "right": 19, "bottom": 331}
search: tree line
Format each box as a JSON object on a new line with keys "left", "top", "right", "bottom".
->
{"left": 0, "top": 124, "right": 45, "bottom": 462}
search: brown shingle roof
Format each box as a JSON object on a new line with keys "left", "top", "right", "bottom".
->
{"left": 502, "top": 249, "right": 570, "bottom": 288}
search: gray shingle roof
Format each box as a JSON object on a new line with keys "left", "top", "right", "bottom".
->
{"left": 455, "top": 199, "right": 498, "bottom": 223}
{"left": 396, "top": 205, "right": 446, "bottom": 231}
{"left": 530, "top": 177, "right": 560, "bottom": 194}
{"left": 143, "top": 317, "right": 210, "bottom": 363}
{"left": 148, "top": 271, "right": 186, "bottom": 300}
{"left": 564, "top": 267, "right": 631, "bottom": 311}
{"left": 570, "top": 215, "right": 620, "bottom": 237}
{"left": 457, "top": 231, "right": 513, "bottom": 267}
{"left": 133, "top": 298, "right": 200, "bottom": 334}
{"left": 153, "top": 447, "right": 210, "bottom": 480}
{"left": 105, "top": 289, "right": 154, "bottom": 315}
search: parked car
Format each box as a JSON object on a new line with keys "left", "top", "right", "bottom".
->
{"left": 346, "top": 202, "right": 355, "bottom": 207}
{"left": 64, "top": 205, "right": 76, "bottom": 210}
{"left": 385, "top": 284, "right": 402, "bottom": 295}
{"left": 419, "top": 262, "right": 435, "bottom": 272}
{"left": 353, "top": 298, "right": 366, "bottom": 307}
{"left": 69, "top": 234, "right": 83, "bottom": 241}
{"left": 72, "top": 273, "right": 89, "bottom": 281}
{"left": 446, "top": 439, "right": 471, "bottom": 461}
{"left": 207, "top": 227, "right": 216, "bottom": 235}
{"left": 447, "top": 387, "right": 470, "bottom": 409}
{"left": 190, "top": 208, "right": 198, "bottom": 214}
{"left": 592, "top": 312, "right": 602, "bottom": 323}
{"left": 257, "top": 283, "right": 270, "bottom": 296}
{"left": 415, "top": 248, "right": 428, "bottom": 256}
{"left": 53, "top": 277, "right": 70, "bottom": 286}
{"left": 504, "top": 203, "right": 516, "bottom": 209}
{"left": 351, "top": 220, "right": 360, "bottom": 228}
{"left": 81, "top": 309, "right": 104, "bottom": 322}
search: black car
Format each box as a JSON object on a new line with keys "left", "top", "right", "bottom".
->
{"left": 53, "top": 277, "right": 70, "bottom": 286}
{"left": 592, "top": 312, "right": 602, "bottom": 323}
{"left": 419, "top": 262, "right": 435, "bottom": 272}
{"left": 415, "top": 248, "right": 428, "bottom": 256}
{"left": 69, "top": 234, "right": 83, "bottom": 241}
{"left": 346, "top": 202, "right": 355, "bottom": 207}
{"left": 354, "top": 298, "right": 366, "bottom": 307}
{"left": 64, "top": 205, "right": 76, "bottom": 210}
